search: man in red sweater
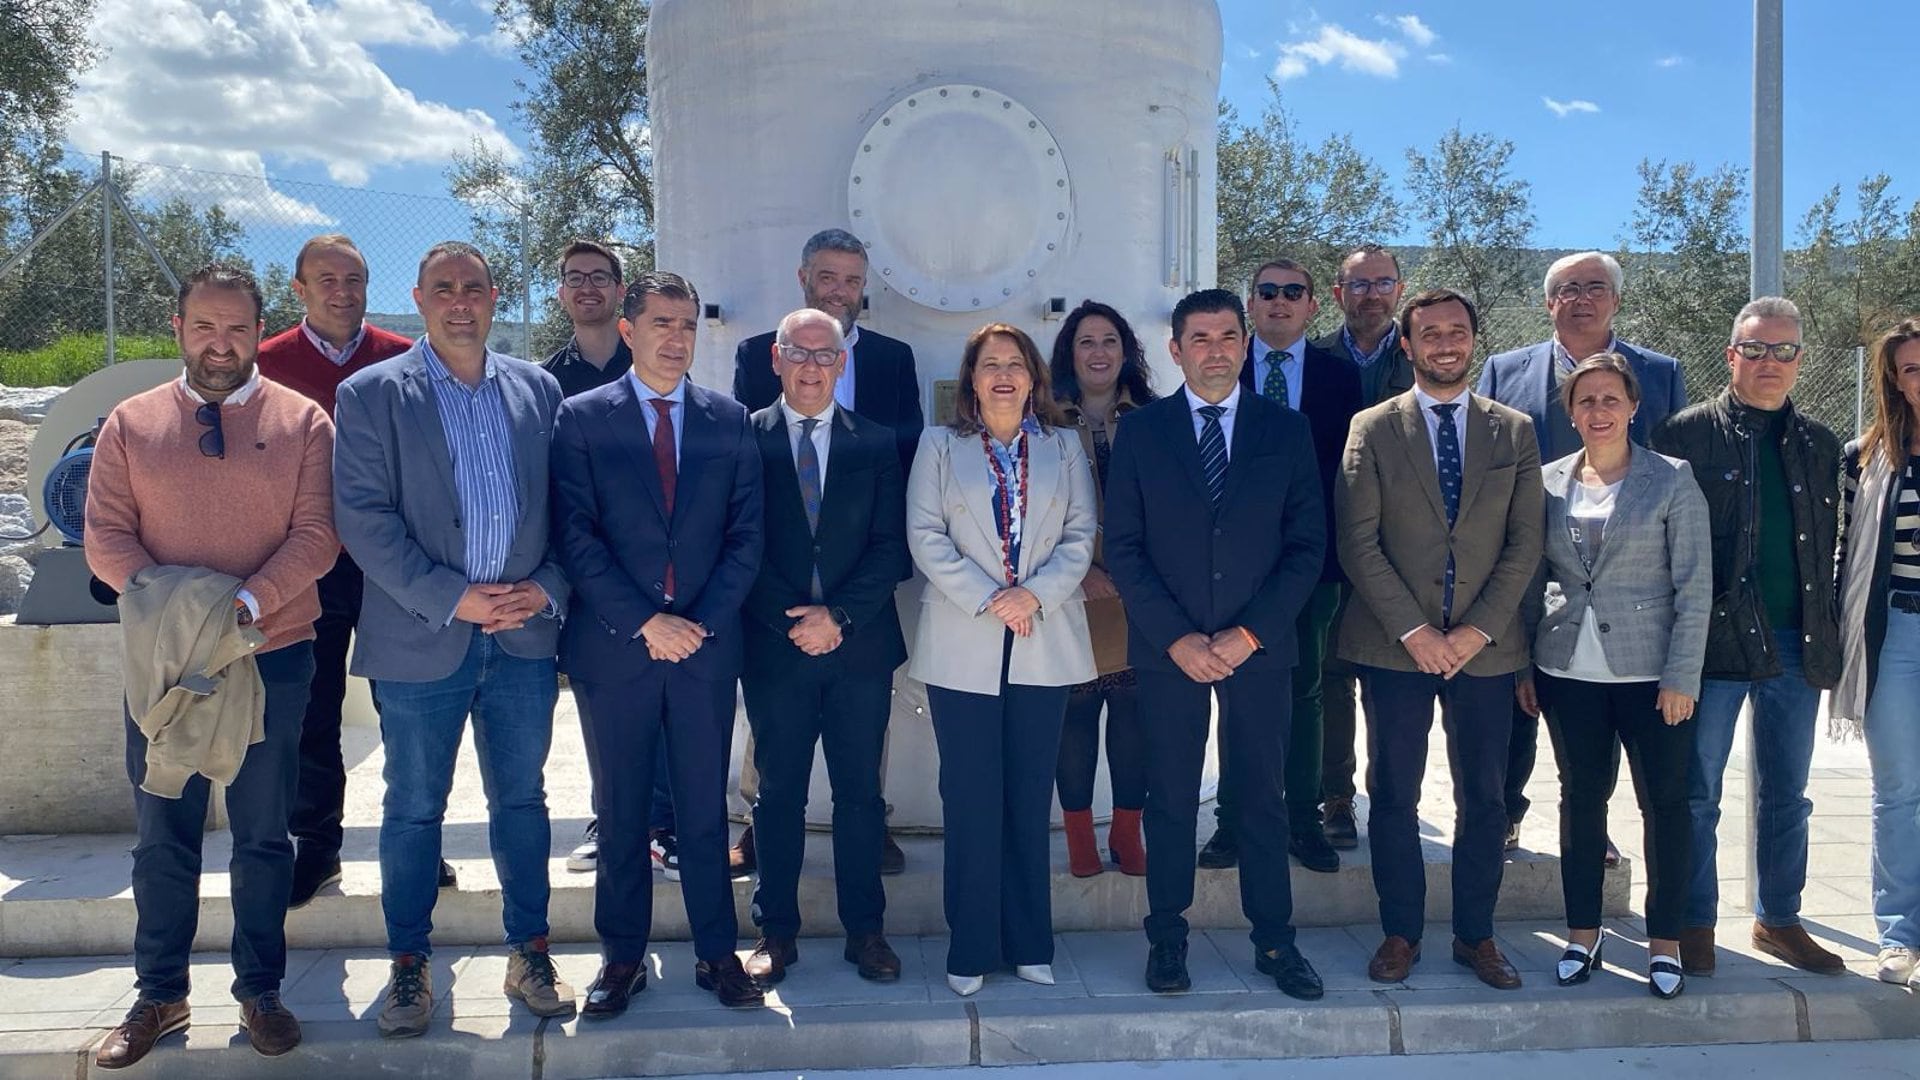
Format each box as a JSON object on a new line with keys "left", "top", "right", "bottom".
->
{"left": 86, "top": 263, "right": 340, "bottom": 1069}
{"left": 255, "top": 234, "right": 438, "bottom": 908}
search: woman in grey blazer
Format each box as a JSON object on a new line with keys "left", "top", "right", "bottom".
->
{"left": 907, "top": 322, "right": 1097, "bottom": 997}
{"left": 1518, "top": 353, "right": 1711, "bottom": 999}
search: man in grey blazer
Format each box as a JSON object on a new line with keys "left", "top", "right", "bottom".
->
{"left": 333, "top": 241, "right": 576, "bottom": 1037}
{"left": 1335, "top": 287, "right": 1543, "bottom": 990}
{"left": 1476, "top": 251, "right": 1688, "bottom": 847}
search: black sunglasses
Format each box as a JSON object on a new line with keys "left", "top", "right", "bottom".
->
{"left": 1254, "top": 282, "right": 1309, "bottom": 302}
{"left": 196, "top": 402, "right": 224, "bottom": 459}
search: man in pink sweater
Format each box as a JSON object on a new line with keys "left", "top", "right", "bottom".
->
{"left": 85, "top": 263, "right": 339, "bottom": 1070}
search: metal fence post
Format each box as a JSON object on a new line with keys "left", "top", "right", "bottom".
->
{"left": 101, "top": 151, "right": 116, "bottom": 366}
{"left": 1857, "top": 345, "right": 1868, "bottom": 438}
{"left": 520, "top": 206, "right": 533, "bottom": 361}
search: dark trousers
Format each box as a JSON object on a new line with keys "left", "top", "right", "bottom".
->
{"left": 575, "top": 665, "right": 738, "bottom": 964}
{"left": 1538, "top": 671, "right": 1694, "bottom": 939}
{"left": 1503, "top": 690, "right": 1538, "bottom": 824}
{"left": 289, "top": 553, "right": 360, "bottom": 858}
{"left": 1320, "top": 590, "right": 1360, "bottom": 804}
{"left": 925, "top": 633, "right": 1068, "bottom": 976}
{"left": 1055, "top": 679, "right": 1145, "bottom": 812}
{"left": 741, "top": 659, "right": 890, "bottom": 940}
{"left": 127, "top": 642, "right": 314, "bottom": 1002}
{"left": 1141, "top": 664, "right": 1296, "bottom": 951}
{"left": 1361, "top": 665, "right": 1513, "bottom": 944}
{"left": 573, "top": 684, "right": 676, "bottom": 835}
{"left": 1213, "top": 583, "right": 1340, "bottom": 827}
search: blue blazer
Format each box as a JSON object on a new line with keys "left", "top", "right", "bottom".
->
{"left": 549, "top": 375, "right": 764, "bottom": 682}
{"left": 1475, "top": 339, "right": 1687, "bottom": 463}
{"left": 332, "top": 344, "right": 570, "bottom": 683}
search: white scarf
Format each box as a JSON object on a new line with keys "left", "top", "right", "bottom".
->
{"left": 1831, "top": 443, "right": 1897, "bottom": 735}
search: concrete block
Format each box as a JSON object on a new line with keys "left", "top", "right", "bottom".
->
{"left": 540, "top": 1002, "right": 973, "bottom": 1078}
{"left": 1783, "top": 974, "right": 1920, "bottom": 1042}
{"left": 0, "top": 619, "right": 131, "bottom": 834}
{"left": 972, "top": 992, "right": 1396, "bottom": 1065}
{"left": 93, "top": 1014, "right": 530, "bottom": 1080}
{"left": 1392, "top": 977, "right": 1803, "bottom": 1054}
{"left": 0, "top": 1027, "right": 94, "bottom": 1080}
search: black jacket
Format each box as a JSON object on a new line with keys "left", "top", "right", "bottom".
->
{"left": 1651, "top": 389, "right": 1842, "bottom": 686}
{"left": 1239, "top": 337, "right": 1362, "bottom": 583}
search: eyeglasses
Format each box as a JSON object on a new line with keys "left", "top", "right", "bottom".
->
{"left": 1550, "top": 281, "right": 1614, "bottom": 302}
{"left": 1732, "top": 339, "right": 1802, "bottom": 363}
{"left": 1254, "top": 282, "right": 1309, "bottom": 302}
{"left": 777, "top": 344, "right": 843, "bottom": 367}
{"left": 195, "top": 401, "right": 224, "bottom": 459}
{"left": 1338, "top": 276, "right": 1399, "bottom": 296}
{"left": 561, "top": 270, "right": 618, "bottom": 288}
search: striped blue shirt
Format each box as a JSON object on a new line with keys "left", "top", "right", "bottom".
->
{"left": 420, "top": 338, "right": 520, "bottom": 588}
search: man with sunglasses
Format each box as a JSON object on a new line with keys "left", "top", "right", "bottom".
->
{"left": 1652, "top": 296, "right": 1844, "bottom": 979}
{"left": 1476, "top": 251, "right": 1688, "bottom": 855}
{"left": 86, "top": 264, "right": 339, "bottom": 1068}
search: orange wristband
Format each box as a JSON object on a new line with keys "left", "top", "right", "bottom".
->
{"left": 1239, "top": 626, "right": 1260, "bottom": 652}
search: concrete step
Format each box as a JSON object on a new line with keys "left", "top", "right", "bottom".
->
{"left": 0, "top": 827, "right": 1627, "bottom": 957}
{"left": 0, "top": 924, "right": 1908, "bottom": 1080}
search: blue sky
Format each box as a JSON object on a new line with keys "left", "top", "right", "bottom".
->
{"left": 58, "top": 0, "right": 1918, "bottom": 310}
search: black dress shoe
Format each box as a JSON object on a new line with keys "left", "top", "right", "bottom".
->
{"left": 438, "top": 860, "right": 458, "bottom": 888}
{"left": 288, "top": 852, "right": 342, "bottom": 910}
{"left": 1256, "top": 946, "right": 1325, "bottom": 1001}
{"left": 1555, "top": 935, "right": 1605, "bottom": 986}
{"left": 1196, "top": 826, "right": 1238, "bottom": 869}
{"left": 1288, "top": 825, "right": 1340, "bottom": 873}
{"left": 695, "top": 954, "right": 766, "bottom": 1007}
{"left": 582, "top": 961, "right": 647, "bottom": 1018}
{"left": 881, "top": 833, "right": 907, "bottom": 875}
{"left": 1146, "top": 940, "right": 1191, "bottom": 993}
{"left": 1322, "top": 798, "right": 1359, "bottom": 850}
{"left": 845, "top": 932, "right": 902, "bottom": 982}
{"left": 744, "top": 936, "right": 797, "bottom": 984}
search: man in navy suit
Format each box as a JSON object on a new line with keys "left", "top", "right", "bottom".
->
{"left": 549, "top": 271, "right": 766, "bottom": 1014}
{"left": 1475, "top": 250, "right": 1688, "bottom": 850}
{"left": 1190, "top": 259, "right": 1362, "bottom": 876}
{"left": 1105, "top": 287, "right": 1327, "bottom": 999}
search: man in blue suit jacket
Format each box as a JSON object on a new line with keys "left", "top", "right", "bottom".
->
{"left": 549, "top": 271, "right": 767, "bottom": 1015}
{"left": 1474, "top": 250, "right": 1688, "bottom": 849}
{"left": 333, "top": 242, "right": 575, "bottom": 1036}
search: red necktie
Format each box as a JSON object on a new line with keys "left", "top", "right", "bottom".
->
{"left": 649, "top": 398, "right": 677, "bottom": 598}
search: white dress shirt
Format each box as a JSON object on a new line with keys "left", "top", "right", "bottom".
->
{"left": 1182, "top": 382, "right": 1243, "bottom": 458}
{"left": 780, "top": 397, "right": 836, "bottom": 481}
{"left": 1250, "top": 335, "right": 1304, "bottom": 410}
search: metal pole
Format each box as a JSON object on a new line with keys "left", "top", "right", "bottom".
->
{"left": 101, "top": 151, "right": 116, "bottom": 366}
{"left": 1856, "top": 345, "right": 1868, "bottom": 439}
{"left": 1751, "top": 0, "right": 1784, "bottom": 298}
{"left": 520, "top": 207, "right": 533, "bottom": 360}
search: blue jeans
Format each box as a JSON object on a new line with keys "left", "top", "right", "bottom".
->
{"left": 374, "top": 633, "right": 558, "bottom": 957}
{"left": 1687, "top": 629, "right": 1821, "bottom": 929}
{"left": 1867, "top": 597, "right": 1920, "bottom": 950}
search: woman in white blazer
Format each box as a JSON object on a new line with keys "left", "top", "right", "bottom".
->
{"left": 907, "top": 322, "right": 1097, "bottom": 997}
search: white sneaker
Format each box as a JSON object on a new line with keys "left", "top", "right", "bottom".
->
{"left": 1877, "top": 945, "right": 1918, "bottom": 985}
{"left": 565, "top": 821, "right": 598, "bottom": 873}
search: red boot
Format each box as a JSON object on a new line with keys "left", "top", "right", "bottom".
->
{"left": 1063, "top": 809, "right": 1104, "bottom": 877}
{"left": 1109, "top": 807, "right": 1148, "bottom": 877}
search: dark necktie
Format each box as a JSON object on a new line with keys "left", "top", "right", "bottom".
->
{"left": 649, "top": 398, "right": 677, "bottom": 598}
{"left": 1433, "top": 402, "right": 1462, "bottom": 625}
{"left": 1261, "top": 349, "right": 1290, "bottom": 407}
{"left": 1197, "top": 404, "right": 1228, "bottom": 508}
{"left": 796, "top": 417, "right": 824, "bottom": 601}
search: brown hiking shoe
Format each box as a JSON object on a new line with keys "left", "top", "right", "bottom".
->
{"left": 1367, "top": 936, "right": 1420, "bottom": 982}
{"left": 1752, "top": 921, "right": 1845, "bottom": 974}
{"left": 238, "top": 991, "right": 302, "bottom": 1057}
{"left": 95, "top": 997, "right": 190, "bottom": 1070}
{"left": 505, "top": 936, "right": 577, "bottom": 1017}
{"left": 1679, "top": 926, "right": 1716, "bottom": 976}
{"left": 377, "top": 955, "right": 434, "bottom": 1038}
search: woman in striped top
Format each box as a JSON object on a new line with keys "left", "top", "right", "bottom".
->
{"left": 1834, "top": 316, "right": 1920, "bottom": 989}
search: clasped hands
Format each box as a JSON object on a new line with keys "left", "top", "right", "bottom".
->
{"left": 784, "top": 605, "right": 843, "bottom": 656}
{"left": 454, "top": 581, "right": 549, "bottom": 634}
{"left": 641, "top": 612, "right": 709, "bottom": 662}
{"left": 1402, "top": 624, "right": 1488, "bottom": 679}
{"left": 1167, "top": 628, "right": 1256, "bottom": 683}
{"left": 986, "top": 585, "right": 1041, "bottom": 637}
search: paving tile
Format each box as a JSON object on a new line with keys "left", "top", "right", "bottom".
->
{"left": 912, "top": 934, "right": 1087, "bottom": 1001}
{"left": 277, "top": 947, "right": 470, "bottom": 1024}
{"left": 0, "top": 956, "right": 138, "bottom": 1017}
{"left": 1066, "top": 929, "right": 1245, "bottom": 996}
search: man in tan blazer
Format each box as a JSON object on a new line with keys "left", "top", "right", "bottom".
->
{"left": 1334, "top": 287, "right": 1543, "bottom": 991}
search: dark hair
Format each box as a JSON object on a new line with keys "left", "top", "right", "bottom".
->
{"left": 557, "top": 239, "right": 623, "bottom": 282}
{"left": 293, "top": 233, "right": 365, "bottom": 282}
{"left": 176, "top": 262, "right": 263, "bottom": 322}
{"left": 1560, "top": 351, "right": 1643, "bottom": 414}
{"left": 1397, "top": 287, "right": 1480, "bottom": 343}
{"left": 1171, "top": 288, "right": 1247, "bottom": 341}
{"left": 1249, "top": 257, "right": 1316, "bottom": 299}
{"left": 622, "top": 270, "right": 701, "bottom": 321}
{"left": 417, "top": 240, "right": 493, "bottom": 288}
{"left": 1048, "top": 300, "right": 1156, "bottom": 406}
{"left": 1337, "top": 244, "right": 1401, "bottom": 281}
{"left": 801, "top": 228, "right": 868, "bottom": 266}
{"left": 1864, "top": 317, "right": 1920, "bottom": 469}
{"left": 950, "top": 323, "right": 1063, "bottom": 435}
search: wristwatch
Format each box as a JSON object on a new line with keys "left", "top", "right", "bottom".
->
{"left": 829, "top": 607, "right": 853, "bottom": 630}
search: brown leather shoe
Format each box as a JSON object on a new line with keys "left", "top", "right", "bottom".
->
{"left": 1752, "top": 921, "right": 1845, "bottom": 974}
{"left": 1452, "top": 937, "right": 1522, "bottom": 990}
{"left": 1367, "top": 936, "right": 1420, "bottom": 982}
{"left": 745, "top": 936, "right": 798, "bottom": 984}
{"left": 95, "top": 997, "right": 190, "bottom": 1070}
{"left": 729, "top": 825, "right": 757, "bottom": 878}
{"left": 1678, "top": 926, "right": 1715, "bottom": 975}
{"left": 238, "top": 991, "right": 302, "bottom": 1057}
{"left": 845, "top": 932, "right": 902, "bottom": 982}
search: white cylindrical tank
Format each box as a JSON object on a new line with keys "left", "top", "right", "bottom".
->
{"left": 650, "top": 0, "right": 1223, "bottom": 829}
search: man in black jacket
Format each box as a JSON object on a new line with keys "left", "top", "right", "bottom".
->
{"left": 1651, "top": 296, "right": 1844, "bottom": 979}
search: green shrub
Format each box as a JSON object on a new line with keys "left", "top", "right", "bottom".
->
{"left": 0, "top": 333, "right": 177, "bottom": 387}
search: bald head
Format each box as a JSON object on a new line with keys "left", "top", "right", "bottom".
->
{"left": 777, "top": 307, "right": 844, "bottom": 346}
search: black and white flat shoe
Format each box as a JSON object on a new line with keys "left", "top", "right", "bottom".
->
{"left": 1648, "top": 955, "right": 1685, "bottom": 999}
{"left": 1556, "top": 936, "right": 1604, "bottom": 986}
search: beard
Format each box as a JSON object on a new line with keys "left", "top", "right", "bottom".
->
{"left": 185, "top": 349, "right": 251, "bottom": 395}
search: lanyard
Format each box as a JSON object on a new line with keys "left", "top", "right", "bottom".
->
{"left": 981, "top": 430, "right": 1030, "bottom": 586}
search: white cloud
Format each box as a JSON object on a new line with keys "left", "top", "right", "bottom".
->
{"left": 1655, "top": 54, "right": 1686, "bottom": 68}
{"left": 1376, "top": 13, "right": 1438, "bottom": 48}
{"left": 1274, "top": 24, "right": 1407, "bottom": 81}
{"left": 1427, "top": 52, "right": 1453, "bottom": 64}
{"left": 67, "top": 0, "right": 519, "bottom": 220}
{"left": 1543, "top": 97, "right": 1602, "bottom": 118}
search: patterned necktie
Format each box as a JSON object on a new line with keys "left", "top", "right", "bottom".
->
{"left": 1197, "top": 404, "right": 1228, "bottom": 508}
{"left": 649, "top": 398, "right": 677, "bottom": 599}
{"left": 796, "top": 417, "right": 824, "bottom": 601}
{"left": 1261, "top": 348, "right": 1291, "bottom": 407}
{"left": 1432, "top": 402, "right": 1462, "bottom": 625}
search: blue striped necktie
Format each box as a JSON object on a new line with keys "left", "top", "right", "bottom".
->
{"left": 1197, "top": 404, "right": 1228, "bottom": 508}
{"left": 1433, "top": 403, "right": 1462, "bottom": 624}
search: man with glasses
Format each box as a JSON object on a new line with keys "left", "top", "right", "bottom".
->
{"left": 541, "top": 241, "right": 680, "bottom": 885}
{"left": 1477, "top": 251, "right": 1688, "bottom": 854}
{"left": 1652, "top": 297, "right": 1844, "bottom": 979}
{"left": 87, "top": 264, "right": 339, "bottom": 1068}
